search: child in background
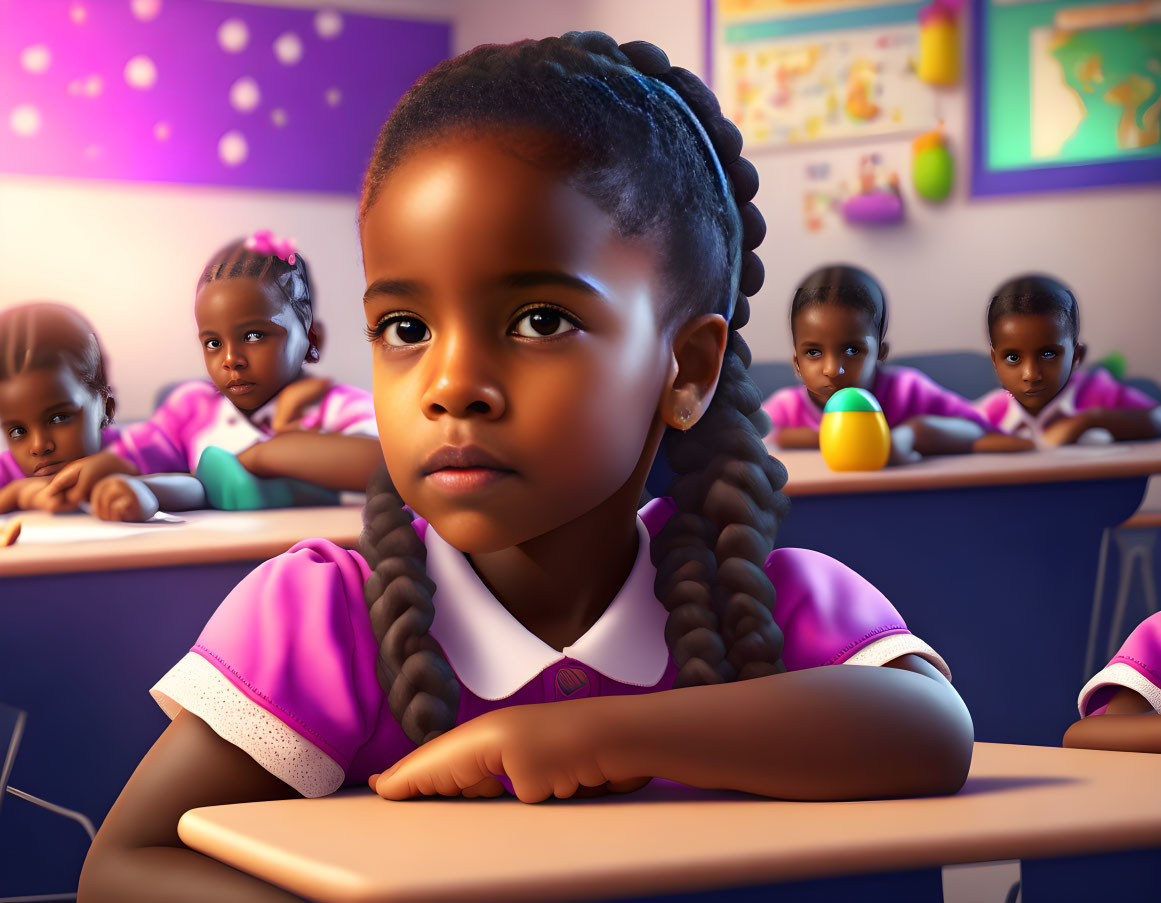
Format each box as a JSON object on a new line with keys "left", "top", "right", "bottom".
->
{"left": 80, "top": 34, "right": 971, "bottom": 901}
{"left": 41, "top": 232, "right": 384, "bottom": 510}
{"left": 0, "top": 302, "right": 203, "bottom": 519}
{"left": 1066, "top": 612, "right": 1161, "bottom": 753}
{"left": 763, "top": 265, "right": 1025, "bottom": 461}
{"left": 976, "top": 274, "right": 1161, "bottom": 447}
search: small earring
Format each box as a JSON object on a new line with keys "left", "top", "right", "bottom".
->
{"left": 308, "top": 345, "right": 320, "bottom": 361}
{"left": 677, "top": 407, "right": 693, "bottom": 430}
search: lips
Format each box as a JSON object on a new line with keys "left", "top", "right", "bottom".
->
{"left": 225, "top": 380, "right": 256, "bottom": 396}
{"left": 33, "top": 461, "right": 64, "bottom": 476}
{"left": 422, "top": 445, "right": 513, "bottom": 475}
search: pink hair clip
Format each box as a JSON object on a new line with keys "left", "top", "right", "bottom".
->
{"left": 245, "top": 229, "right": 297, "bottom": 265}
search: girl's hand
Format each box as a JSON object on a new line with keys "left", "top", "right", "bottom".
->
{"left": 90, "top": 475, "right": 160, "bottom": 522}
{"left": 43, "top": 451, "right": 138, "bottom": 507}
{"left": 368, "top": 703, "right": 649, "bottom": 804}
{"left": 1041, "top": 412, "right": 1097, "bottom": 447}
{"left": 888, "top": 424, "right": 922, "bottom": 465}
{"left": 272, "top": 377, "right": 333, "bottom": 433}
{"left": 0, "top": 477, "right": 51, "bottom": 513}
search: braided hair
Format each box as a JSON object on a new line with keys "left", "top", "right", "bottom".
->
{"left": 790, "top": 264, "right": 888, "bottom": 344}
{"left": 986, "top": 274, "right": 1079, "bottom": 345}
{"left": 199, "top": 238, "right": 315, "bottom": 334}
{"left": 0, "top": 302, "right": 113, "bottom": 404}
{"left": 359, "top": 32, "right": 791, "bottom": 745}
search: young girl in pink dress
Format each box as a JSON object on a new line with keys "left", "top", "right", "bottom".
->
{"left": 1066, "top": 612, "right": 1161, "bottom": 753}
{"left": 975, "top": 274, "right": 1160, "bottom": 447}
{"left": 0, "top": 302, "right": 202, "bottom": 520}
{"left": 79, "top": 33, "right": 973, "bottom": 901}
{"left": 40, "top": 233, "right": 384, "bottom": 515}
{"left": 763, "top": 264, "right": 1023, "bottom": 460}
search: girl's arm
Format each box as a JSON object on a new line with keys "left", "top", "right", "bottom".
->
{"left": 89, "top": 474, "right": 207, "bottom": 521}
{"left": 237, "top": 433, "right": 382, "bottom": 491}
{"left": 0, "top": 476, "right": 53, "bottom": 512}
{"left": 774, "top": 426, "right": 820, "bottom": 448}
{"left": 79, "top": 710, "right": 305, "bottom": 903}
{"left": 1043, "top": 407, "right": 1161, "bottom": 446}
{"left": 971, "top": 433, "right": 1036, "bottom": 453}
{"left": 372, "top": 654, "right": 973, "bottom": 803}
{"left": 41, "top": 450, "right": 140, "bottom": 508}
{"left": 1062, "top": 686, "right": 1161, "bottom": 753}
{"left": 895, "top": 416, "right": 987, "bottom": 457}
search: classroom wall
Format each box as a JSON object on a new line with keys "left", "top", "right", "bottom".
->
{"left": 3, "top": 0, "right": 1159, "bottom": 426}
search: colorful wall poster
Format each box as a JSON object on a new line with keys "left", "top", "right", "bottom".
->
{"left": 709, "top": 0, "right": 938, "bottom": 149}
{"left": 973, "top": 0, "right": 1161, "bottom": 194}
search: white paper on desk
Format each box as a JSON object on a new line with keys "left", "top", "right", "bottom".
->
{"left": 1, "top": 510, "right": 185, "bottom": 544}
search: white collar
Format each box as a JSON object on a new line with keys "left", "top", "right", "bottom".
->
{"left": 426, "top": 516, "right": 670, "bottom": 700}
{"left": 998, "top": 374, "right": 1080, "bottom": 439}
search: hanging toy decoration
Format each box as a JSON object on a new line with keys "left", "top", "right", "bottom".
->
{"left": 918, "top": 0, "right": 963, "bottom": 86}
{"left": 912, "top": 124, "right": 954, "bottom": 201}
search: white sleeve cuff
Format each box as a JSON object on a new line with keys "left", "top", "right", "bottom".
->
{"left": 841, "top": 633, "right": 953, "bottom": 681}
{"left": 1077, "top": 662, "right": 1161, "bottom": 717}
{"left": 150, "top": 652, "right": 346, "bottom": 798}
{"left": 338, "top": 417, "right": 379, "bottom": 438}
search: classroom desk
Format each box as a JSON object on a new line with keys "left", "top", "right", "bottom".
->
{"left": 0, "top": 506, "right": 362, "bottom": 897}
{"left": 178, "top": 742, "right": 1161, "bottom": 903}
{"left": 766, "top": 441, "right": 1161, "bottom": 748}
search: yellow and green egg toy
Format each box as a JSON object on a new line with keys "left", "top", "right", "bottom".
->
{"left": 819, "top": 387, "right": 890, "bottom": 471}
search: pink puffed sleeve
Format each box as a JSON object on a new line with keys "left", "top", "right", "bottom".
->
{"left": 875, "top": 367, "right": 992, "bottom": 430}
{"left": 108, "top": 380, "right": 220, "bottom": 474}
{"left": 1074, "top": 368, "right": 1158, "bottom": 413}
{"left": 299, "top": 383, "right": 378, "bottom": 437}
{"left": 1078, "top": 612, "right": 1161, "bottom": 717}
{"left": 973, "top": 388, "right": 1012, "bottom": 431}
{"left": 766, "top": 547, "right": 951, "bottom": 677}
{"left": 763, "top": 386, "right": 821, "bottom": 435}
{"left": 150, "top": 538, "right": 384, "bottom": 797}
{"left": 0, "top": 450, "right": 24, "bottom": 488}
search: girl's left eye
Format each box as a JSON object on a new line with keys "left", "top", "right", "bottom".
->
{"left": 512, "top": 307, "right": 578, "bottom": 339}
{"left": 1042, "top": 351, "right": 1056, "bottom": 360}
{"left": 244, "top": 331, "right": 263, "bottom": 342}
{"left": 843, "top": 346, "right": 861, "bottom": 356}
{"left": 49, "top": 412, "right": 72, "bottom": 425}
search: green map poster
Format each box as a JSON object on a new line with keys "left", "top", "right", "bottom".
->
{"left": 976, "top": 0, "right": 1161, "bottom": 193}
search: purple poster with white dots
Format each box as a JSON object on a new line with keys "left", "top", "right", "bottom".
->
{"left": 0, "top": 0, "right": 450, "bottom": 193}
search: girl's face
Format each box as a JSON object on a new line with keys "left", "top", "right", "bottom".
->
{"left": 194, "top": 277, "right": 311, "bottom": 414}
{"left": 361, "top": 134, "right": 675, "bottom": 554}
{"left": 0, "top": 365, "right": 109, "bottom": 477}
{"left": 792, "top": 304, "right": 885, "bottom": 409}
{"left": 989, "top": 313, "right": 1082, "bottom": 415}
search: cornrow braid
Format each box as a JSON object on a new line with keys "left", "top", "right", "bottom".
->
{"left": 358, "top": 31, "right": 790, "bottom": 744}
{"left": 198, "top": 238, "right": 315, "bottom": 333}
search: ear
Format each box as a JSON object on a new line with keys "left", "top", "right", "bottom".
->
{"left": 878, "top": 340, "right": 890, "bottom": 363}
{"left": 989, "top": 346, "right": 998, "bottom": 369}
{"left": 103, "top": 395, "right": 116, "bottom": 427}
{"left": 306, "top": 320, "right": 325, "bottom": 363}
{"left": 661, "top": 314, "right": 729, "bottom": 430}
{"left": 1073, "top": 342, "right": 1087, "bottom": 368}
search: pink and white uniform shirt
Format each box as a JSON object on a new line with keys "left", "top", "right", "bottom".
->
{"left": 763, "top": 365, "right": 991, "bottom": 440}
{"left": 150, "top": 497, "right": 952, "bottom": 798}
{"left": 975, "top": 368, "right": 1156, "bottom": 448}
{"left": 1078, "top": 612, "right": 1161, "bottom": 717}
{"left": 108, "top": 379, "right": 377, "bottom": 475}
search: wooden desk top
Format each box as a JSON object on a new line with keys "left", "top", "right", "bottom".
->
{"left": 179, "top": 742, "right": 1161, "bottom": 903}
{"left": 770, "top": 440, "right": 1161, "bottom": 497}
{"left": 0, "top": 506, "right": 363, "bottom": 577}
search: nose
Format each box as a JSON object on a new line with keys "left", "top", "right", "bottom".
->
{"left": 1021, "top": 359, "right": 1041, "bottom": 384}
{"left": 29, "top": 427, "right": 55, "bottom": 457}
{"left": 222, "top": 343, "right": 248, "bottom": 371}
{"left": 421, "top": 332, "right": 505, "bottom": 421}
{"left": 821, "top": 354, "right": 845, "bottom": 380}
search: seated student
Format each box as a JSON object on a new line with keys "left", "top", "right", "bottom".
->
{"left": 0, "top": 302, "right": 203, "bottom": 519}
{"left": 1066, "top": 612, "right": 1161, "bottom": 753}
{"left": 762, "top": 265, "right": 1026, "bottom": 461}
{"left": 39, "top": 232, "right": 384, "bottom": 510}
{"left": 976, "top": 274, "right": 1161, "bottom": 447}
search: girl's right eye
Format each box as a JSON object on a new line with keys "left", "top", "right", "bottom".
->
{"left": 7, "top": 427, "right": 25, "bottom": 441}
{"left": 804, "top": 349, "right": 821, "bottom": 358}
{"left": 1004, "top": 353, "right": 1020, "bottom": 364}
{"left": 204, "top": 338, "right": 221, "bottom": 351}
{"left": 367, "top": 316, "right": 430, "bottom": 347}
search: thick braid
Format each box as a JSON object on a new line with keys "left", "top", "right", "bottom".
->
{"left": 360, "top": 463, "right": 459, "bottom": 744}
{"left": 615, "top": 38, "right": 790, "bottom": 683}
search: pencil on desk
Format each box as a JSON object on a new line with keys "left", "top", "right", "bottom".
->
{"left": 1, "top": 519, "right": 21, "bottom": 547}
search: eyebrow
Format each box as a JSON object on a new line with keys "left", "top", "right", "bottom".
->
{"left": 363, "top": 271, "right": 607, "bottom": 304}
{"left": 42, "top": 401, "right": 80, "bottom": 415}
